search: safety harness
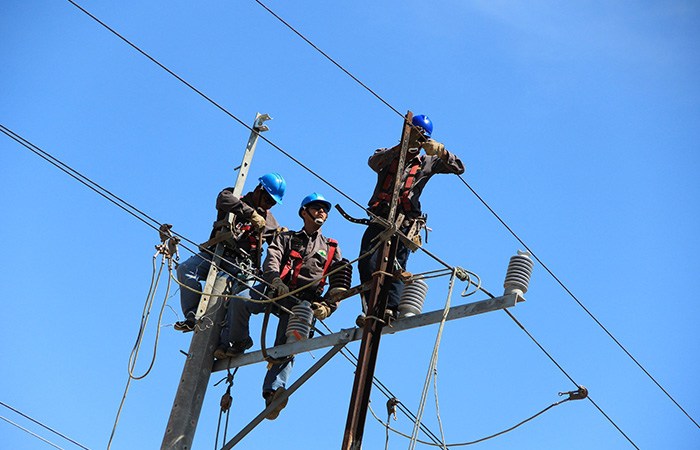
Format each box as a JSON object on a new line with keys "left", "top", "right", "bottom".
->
{"left": 369, "top": 156, "right": 422, "bottom": 214}
{"left": 279, "top": 237, "right": 338, "bottom": 292}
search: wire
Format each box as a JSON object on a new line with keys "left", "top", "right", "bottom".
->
{"left": 457, "top": 175, "right": 699, "bottom": 429}
{"left": 33, "top": 1, "right": 692, "bottom": 443}
{"left": 252, "top": 0, "right": 403, "bottom": 118}
{"left": 248, "top": 0, "right": 699, "bottom": 430}
{"left": 369, "top": 396, "right": 572, "bottom": 447}
{"left": 313, "top": 323, "right": 448, "bottom": 447}
{"left": 1, "top": 124, "right": 161, "bottom": 233}
{"left": 0, "top": 401, "right": 90, "bottom": 449}
{"left": 408, "top": 269, "right": 456, "bottom": 450}
{"left": 65, "top": 0, "right": 368, "bottom": 215}
{"left": 0, "top": 415, "right": 65, "bottom": 449}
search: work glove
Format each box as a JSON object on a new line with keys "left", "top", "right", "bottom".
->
{"left": 311, "top": 302, "right": 333, "bottom": 320}
{"left": 250, "top": 211, "right": 267, "bottom": 231}
{"left": 270, "top": 277, "right": 289, "bottom": 297}
{"left": 422, "top": 140, "right": 446, "bottom": 158}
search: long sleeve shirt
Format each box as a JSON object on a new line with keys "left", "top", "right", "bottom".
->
{"left": 367, "top": 145, "right": 465, "bottom": 218}
{"left": 209, "top": 188, "right": 279, "bottom": 253}
{"left": 263, "top": 228, "right": 342, "bottom": 295}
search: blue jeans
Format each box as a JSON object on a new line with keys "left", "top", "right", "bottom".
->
{"left": 358, "top": 223, "right": 411, "bottom": 310}
{"left": 176, "top": 252, "right": 253, "bottom": 342}
{"left": 228, "top": 283, "right": 297, "bottom": 393}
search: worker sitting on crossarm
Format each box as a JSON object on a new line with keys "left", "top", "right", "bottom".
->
{"left": 174, "top": 173, "right": 286, "bottom": 339}
{"left": 223, "top": 192, "right": 346, "bottom": 420}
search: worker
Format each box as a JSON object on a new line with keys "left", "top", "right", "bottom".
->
{"left": 174, "top": 173, "right": 286, "bottom": 339}
{"left": 358, "top": 114, "right": 464, "bottom": 319}
{"left": 222, "top": 192, "right": 345, "bottom": 420}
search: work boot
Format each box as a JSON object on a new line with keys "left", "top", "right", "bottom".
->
{"left": 384, "top": 308, "right": 398, "bottom": 323}
{"left": 225, "top": 336, "right": 253, "bottom": 358}
{"left": 213, "top": 344, "right": 229, "bottom": 360}
{"left": 263, "top": 388, "right": 288, "bottom": 420}
{"left": 173, "top": 318, "right": 195, "bottom": 332}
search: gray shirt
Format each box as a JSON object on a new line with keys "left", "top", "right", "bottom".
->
{"left": 367, "top": 145, "right": 465, "bottom": 217}
{"left": 263, "top": 228, "right": 342, "bottom": 293}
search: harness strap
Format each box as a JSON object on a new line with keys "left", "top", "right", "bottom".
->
{"left": 370, "top": 157, "right": 421, "bottom": 213}
{"left": 400, "top": 163, "right": 421, "bottom": 212}
{"left": 278, "top": 239, "right": 338, "bottom": 292}
{"left": 317, "top": 239, "right": 338, "bottom": 292}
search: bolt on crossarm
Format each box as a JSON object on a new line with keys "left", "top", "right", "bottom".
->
{"left": 160, "top": 113, "right": 271, "bottom": 450}
{"left": 342, "top": 111, "right": 414, "bottom": 450}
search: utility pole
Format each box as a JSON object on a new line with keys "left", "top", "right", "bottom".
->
{"left": 342, "top": 112, "right": 414, "bottom": 450}
{"left": 161, "top": 113, "right": 271, "bottom": 450}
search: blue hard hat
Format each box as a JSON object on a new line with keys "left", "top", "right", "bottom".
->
{"left": 299, "top": 192, "right": 332, "bottom": 217}
{"left": 258, "top": 173, "right": 286, "bottom": 204}
{"left": 411, "top": 114, "right": 433, "bottom": 137}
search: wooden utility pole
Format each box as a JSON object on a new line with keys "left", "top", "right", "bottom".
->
{"left": 161, "top": 113, "right": 271, "bottom": 450}
{"left": 342, "top": 112, "right": 414, "bottom": 450}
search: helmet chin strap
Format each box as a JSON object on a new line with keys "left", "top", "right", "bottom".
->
{"left": 314, "top": 217, "right": 325, "bottom": 225}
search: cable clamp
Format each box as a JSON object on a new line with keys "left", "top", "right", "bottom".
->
{"left": 154, "top": 223, "right": 180, "bottom": 262}
{"left": 386, "top": 397, "right": 400, "bottom": 421}
{"left": 454, "top": 267, "right": 469, "bottom": 281}
{"left": 559, "top": 385, "right": 588, "bottom": 401}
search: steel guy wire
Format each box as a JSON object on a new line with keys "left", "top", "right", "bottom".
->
{"left": 250, "top": 0, "right": 699, "bottom": 430}
{"left": 0, "top": 415, "right": 65, "bottom": 450}
{"left": 0, "top": 402, "right": 90, "bottom": 450}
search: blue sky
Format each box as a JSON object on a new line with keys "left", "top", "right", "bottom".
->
{"left": 1, "top": 1, "right": 699, "bottom": 449}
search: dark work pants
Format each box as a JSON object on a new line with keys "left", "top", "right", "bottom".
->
{"left": 358, "top": 223, "right": 411, "bottom": 310}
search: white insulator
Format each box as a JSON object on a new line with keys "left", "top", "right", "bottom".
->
{"left": 398, "top": 280, "right": 429, "bottom": 318}
{"left": 504, "top": 250, "right": 534, "bottom": 297}
{"left": 285, "top": 301, "right": 314, "bottom": 343}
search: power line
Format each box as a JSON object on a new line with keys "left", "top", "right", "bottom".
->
{"left": 250, "top": 0, "right": 699, "bottom": 430}
{"left": 65, "top": 0, "right": 367, "bottom": 215}
{"left": 50, "top": 0, "right": 693, "bottom": 442}
{"left": 2, "top": 121, "right": 447, "bottom": 447}
{"left": 0, "top": 401, "right": 91, "bottom": 449}
{"left": 1, "top": 415, "right": 64, "bottom": 450}
{"left": 252, "top": 0, "right": 403, "bottom": 118}
{"left": 0, "top": 124, "right": 161, "bottom": 234}
{"left": 458, "top": 175, "right": 700, "bottom": 429}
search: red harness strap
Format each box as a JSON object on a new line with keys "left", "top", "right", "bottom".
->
{"left": 317, "top": 239, "right": 338, "bottom": 291}
{"left": 237, "top": 224, "right": 260, "bottom": 252}
{"left": 371, "top": 157, "right": 421, "bottom": 213}
{"left": 279, "top": 239, "right": 338, "bottom": 291}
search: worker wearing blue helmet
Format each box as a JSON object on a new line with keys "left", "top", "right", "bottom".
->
{"left": 358, "top": 114, "right": 465, "bottom": 320}
{"left": 174, "top": 173, "right": 286, "bottom": 334}
{"left": 222, "top": 192, "right": 348, "bottom": 420}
